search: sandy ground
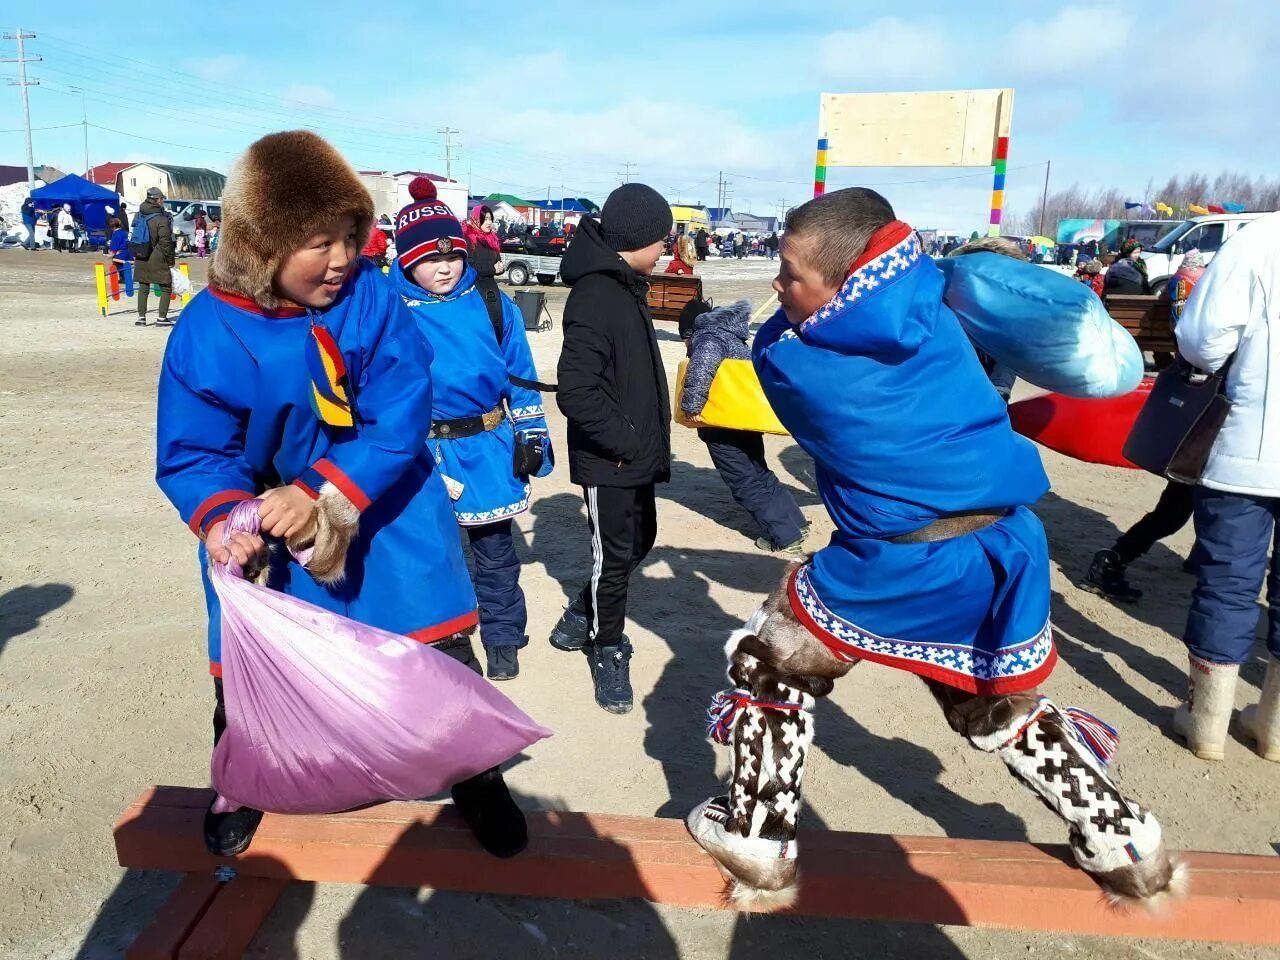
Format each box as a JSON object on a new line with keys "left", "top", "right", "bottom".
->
{"left": 0, "top": 248, "right": 1275, "bottom": 960}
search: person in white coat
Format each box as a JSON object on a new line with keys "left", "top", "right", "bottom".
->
{"left": 1173, "top": 210, "right": 1280, "bottom": 763}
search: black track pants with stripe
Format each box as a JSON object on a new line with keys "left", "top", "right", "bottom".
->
{"left": 577, "top": 484, "right": 657, "bottom": 646}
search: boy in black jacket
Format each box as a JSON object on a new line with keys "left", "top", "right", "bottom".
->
{"left": 550, "top": 184, "right": 673, "bottom": 714}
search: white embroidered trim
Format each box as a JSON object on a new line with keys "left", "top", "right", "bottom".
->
{"left": 793, "top": 563, "right": 1053, "bottom": 684}
{"left": 510, "top": 406, "right": 545, "bottom": 422}
{"left": 801, "top": 233, "right": 923, "bottom": 332}
{"left": 455, "top": 493, "right": 531, "bottom": 527}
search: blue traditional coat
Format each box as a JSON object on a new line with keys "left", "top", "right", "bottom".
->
{"left": 156, "top": 261, "right": 478, "bottom": 674}
{"left": 391, "top": 264, "right": 552, "bottom": 526}
{"left": 754, "top": 227, "right": 1056, "bottom": 694}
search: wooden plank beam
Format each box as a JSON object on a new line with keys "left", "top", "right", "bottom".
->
{"left": 177, "top": 875, "right": 288, "bottom": 960}
{"left": 126, "top": 873, "right": 223, "bottom": 960}
{"left": 116, "top": 787, "right": 1280, "bottom": 947}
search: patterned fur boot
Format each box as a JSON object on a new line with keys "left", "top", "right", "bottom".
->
{"left": 968, "top": 695, "right": 1182, "bottom": 904}
{"left": 687, "top": 616, "right": 827, "bottom": 910}
{"left": 1239, "top": 654, "right": 1280, "bottom": 762}
{"left": 1172, "top": 653, "right": 1239, "bottom": 761}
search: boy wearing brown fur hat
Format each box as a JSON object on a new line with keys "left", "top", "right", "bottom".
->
{"left": 155, "top": 131, "right": 527, "bottom": 860}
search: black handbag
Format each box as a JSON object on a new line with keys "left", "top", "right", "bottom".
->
{"left": 1122, "top": 354, "right": 1236, "bottom": 484}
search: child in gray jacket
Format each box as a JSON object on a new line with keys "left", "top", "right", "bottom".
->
{"left": 681, "top": 299, "right": 808, "bottom": 555}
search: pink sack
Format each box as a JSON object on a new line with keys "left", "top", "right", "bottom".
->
{"left": 209, "top": 501, "right": 550, "bottom": 815}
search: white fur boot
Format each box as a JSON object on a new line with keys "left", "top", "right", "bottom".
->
{"left": 1238, "top": 654, "right": 1280, "bottom": 762}
{"left": 1172, "top": 653, "right": 1239, "bottom": 761}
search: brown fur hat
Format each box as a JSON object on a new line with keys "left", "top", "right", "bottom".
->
{"left": 209, "top": 130, "right": 374, "bottom": 309}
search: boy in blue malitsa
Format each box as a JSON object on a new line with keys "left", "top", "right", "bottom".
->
{"left": 392, "top": 178, "right": 554, "bottom": 682}
{"left": 156, "top": 131, "right": 528, "bottom": 862}
{"left": 687, "top": 188, "right": 1179, "bottom": 910}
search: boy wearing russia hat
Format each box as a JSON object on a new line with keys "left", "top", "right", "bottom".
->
{"left": 549, "top": 183, "right": 673, "bottom": 714}
{"left": 392, "top": 178, "right": 554, "bottom": 683}
{"left": 156, "top": 132, "right": 528, "bottom": 861}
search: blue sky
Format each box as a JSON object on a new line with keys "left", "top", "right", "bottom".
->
{"left": 4, "top": 0, "right": 1276, "bottom": 231}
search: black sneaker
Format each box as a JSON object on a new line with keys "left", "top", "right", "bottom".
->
{"left": 549, "top": 601, "right": 592, "bottom": 652}
{"left": 156, "top": 316, "right": 175, "bottom": 327}
{"left": 203, "top": 802, "right": 263, "bottom": 857}
{"left": 1083, "top": 549, "right": 1143, "bottom": 603}
{"left": 587, "top": 641, "right": 633, "bottom": 714}
{"left": 135, "top": 316, "right": 147, "bottom": 326}
{"left": 486, "top": 645, "right": 519, "bottom": 681}
{"left": 450, "top": 768, "right": 527, "bottom": 858}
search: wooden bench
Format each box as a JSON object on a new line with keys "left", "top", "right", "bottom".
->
{"left": 1104, "top": 293, "right": 1177, "bottom": 355}
{"left": 645, "top": 274, "right": 704, "bottom": 323}
{"left": 115, "top": 786, "right": 1280, "bottom": 956}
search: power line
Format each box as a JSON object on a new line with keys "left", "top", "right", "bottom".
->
{"left": 87, "top": 122, "right": 239, "bottom": 154}
{"left": 0, "top": 121, "right": 79, "bottom": 133}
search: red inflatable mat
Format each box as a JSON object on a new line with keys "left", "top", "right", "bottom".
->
{"left": 1008, "top": 379, "right": 1153, "bottom": 469}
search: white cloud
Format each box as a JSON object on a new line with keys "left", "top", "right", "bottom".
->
{"left": 282, "top": 84, "right": 338, "bottom": 110}
{"left": 818, "top": 18, "right": 954, "bottom": 85}
{"left": 1006, "top": 6, "right": 1132, "bottom": 76}
{"left": 185, "top": 55, "right": 249, "bottom": 83}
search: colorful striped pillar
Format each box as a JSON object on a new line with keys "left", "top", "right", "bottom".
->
{"left": 988, "top": 136, "right": 1010, "bottom": 237}
{"left": 814, "top": 137, "right": 829, "bottom": 198}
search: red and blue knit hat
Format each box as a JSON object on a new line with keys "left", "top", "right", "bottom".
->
{"left": 395, "top": 177, "right": 468, "bottom": 273}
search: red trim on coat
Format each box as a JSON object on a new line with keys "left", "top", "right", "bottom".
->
{"left": 312, "top": 459, "right": 372, "bottom": 512}
{"left": 209, "top": 661, "right": 223, "bottom": 678}
{"left": 210, "top": 286, "right": 309, "bottom": 318}
{"left": 850, "top": 220, "right": 914, "bottom": 273}
{"left": 407, "top": 609, "right": 480, "bottom": 644}
{"left": 189, "top": 490, "right": 256, "bottom": 536}
{"left": 785, "top": 568, "right": 1057, "bottom": 696}
{"left": 292, "top": 477, "right": 320, "bottom": 500}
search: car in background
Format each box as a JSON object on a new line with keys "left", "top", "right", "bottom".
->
{"left": 1141, "top": 213, "right": 1269, "bottom": 293}
{"left": 170, "top": 200, "right": 222, "bottom": 252}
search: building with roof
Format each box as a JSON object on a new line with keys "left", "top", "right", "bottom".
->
{"left": 116, "top": 163, "right": 226, "bottom": 205}
{"left": 86, "top": 162, "right": 132, "bottom": 190}
{"left": 0, "top": 164, "right": 65, "bottom": 189}
{"left": 358, "top": 170, "right": 469, "bottom": 223}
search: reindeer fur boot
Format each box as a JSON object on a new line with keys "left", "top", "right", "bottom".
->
{"left": 1239, "top": 654, "right": 1280, "bottom": 762}
{"left": 1172, "top": 653, "right": 1239, "bottom": 761}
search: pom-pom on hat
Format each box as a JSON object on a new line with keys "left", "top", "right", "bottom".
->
{"left": 395, "top": 177, "right": 468, "bottom": 275}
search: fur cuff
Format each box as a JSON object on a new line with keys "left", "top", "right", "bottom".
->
{"left": 288, "top": 482, "right": 359, "bottom": 585}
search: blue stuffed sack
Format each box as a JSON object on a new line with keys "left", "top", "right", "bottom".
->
{"left": 935, "top": 253, "right": 1144, "bottom": 399}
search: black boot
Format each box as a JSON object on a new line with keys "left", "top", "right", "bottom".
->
{"left": 486, "top": 645, "right": 520, "bottom": 681}
{"left": 1083, "top": 549, "right": 1143, "bottom": 603}
{"left": 203, "top": 801, "right": 263, "bottom": 857}
{"left": 587, "top": 640, "right": 633, "bottom": 714}
{"left": 549, "top": 599, "right": 592, "bottom": 652}
{"left": 450, "top": 767, "right": 527, "bottom": 858}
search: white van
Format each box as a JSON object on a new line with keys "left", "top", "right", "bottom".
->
{"left": 1141, "top": 213, "right": 1268, "bottom": 292}
{"left": 171, "top": 200, "right": 222, "bottom": 252}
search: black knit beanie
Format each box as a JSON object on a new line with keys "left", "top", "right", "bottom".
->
{"left": 601, "top": 183, "right": 673, "bottom": 252}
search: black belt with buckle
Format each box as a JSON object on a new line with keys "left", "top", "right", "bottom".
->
{"left": 430, "top": 405, "right": 504, "bottom": 440}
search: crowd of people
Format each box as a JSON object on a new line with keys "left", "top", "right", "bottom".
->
{"left": 136, "top": 129, "right": 1275, "bottom": 916}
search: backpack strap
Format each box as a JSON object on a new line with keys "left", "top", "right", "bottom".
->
{"left": 478, "top": 279, "right": 559, "bottom": 393}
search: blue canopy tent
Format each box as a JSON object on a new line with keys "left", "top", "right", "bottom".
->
{"left": 30, "top": 174, "right": 121, "bottom": 249}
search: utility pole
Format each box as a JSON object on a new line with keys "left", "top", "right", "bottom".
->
{"left": 618, "top": 161, "right": 636, "bottom": 184}
{"left": 2, "top": 28, "right": 40, "bottom": 194}
{"left": 437, "top": 127, "right": 460, "bottom": 180}
{"left": 69, "top": 85, "right": 89, "bottom": 177}
{"left": 1037, "top": 160, "right": 1052, "bottom": 238}
{"left": 776, "top": 197, "right": 788, "bottom": 228}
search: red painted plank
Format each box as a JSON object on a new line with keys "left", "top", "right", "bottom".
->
{"left": 115, "top": 787, "right": 1280, "bottom": 946}
{"left": 126, "top": 873, "right": 223, "bottom": 960}
{"left": 177, "top": 875, "right": 288, "bottom": 960}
